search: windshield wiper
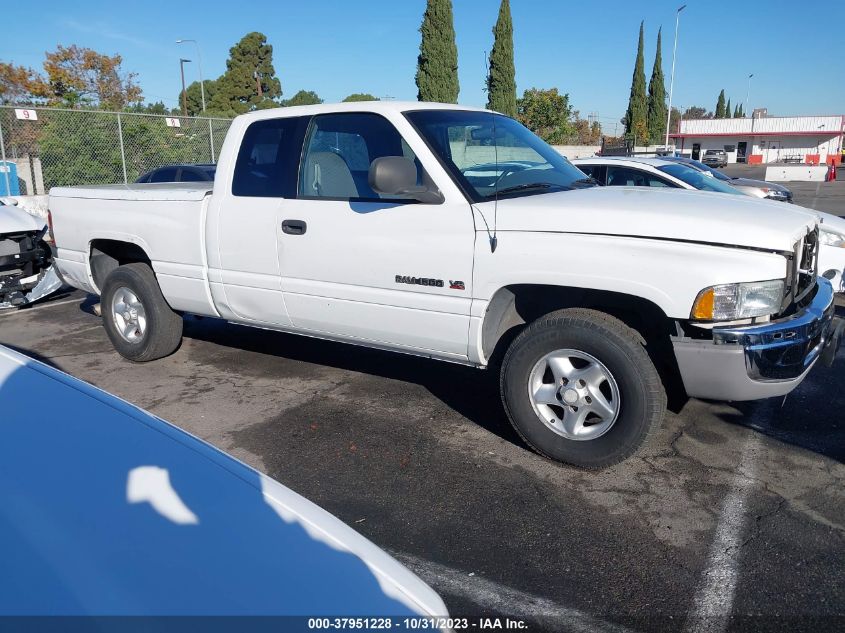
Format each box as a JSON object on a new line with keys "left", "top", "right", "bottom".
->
{"left": 494, "top": 182, "right": 567, "bottom": 196}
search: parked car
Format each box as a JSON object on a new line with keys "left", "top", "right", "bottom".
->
{"left": 49, "top": 101, "right": 842, "bottom": 469}
{"left": 0, "top": 344, "right": 448, "bottom": 617}
{"left": 136, "top": 163, "right": 216, "bottom": 183}
{"left": 701, "top": 149, "right": 728, "bottom": 168}
{"left": 0, "top": 199, "right": 61, "bottom": 308}
{"left": 663, "top": 156, "right": 793, "bottom": 202}
{"left": 573, "top": 156, "right": 845, "bottom": 292}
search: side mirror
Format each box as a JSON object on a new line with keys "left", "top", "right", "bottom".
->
{"left": 368, "top": 156, "right": 443, "bottom": 204}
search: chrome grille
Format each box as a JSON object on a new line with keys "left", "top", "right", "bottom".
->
{"left": 794, "top": 227, "right": 819, "bottom": 303}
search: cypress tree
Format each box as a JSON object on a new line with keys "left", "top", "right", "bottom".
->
{"left": 624, "top": 22, "right": 648, "bottom": 143}
{"left": 646, "top": 27, "right": 666, "bottom": 144}
{"left": 725, "top": 97, "right": 731, "bottom": 119}
{"left": 715, "top": 89, "right": 726, "bottom": 118}
{"left": 486, "top": 0, "right": 517, "bottom": 117}
{"left": 415, "top": 0, "right": 459, "bottom": 103}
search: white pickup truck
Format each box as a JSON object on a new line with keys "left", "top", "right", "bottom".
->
{"left": 49, "top": 102, "right": 842, "bottom": 468}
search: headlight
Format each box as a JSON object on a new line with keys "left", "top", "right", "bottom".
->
{"left": 819, "top": 229, "right": 845, "bottom": 248}
{"left": 765, "top": 190, "right": 788, "bottom": 200}
{"left": 691, "top": 279, "right": 785, "bottom": 320}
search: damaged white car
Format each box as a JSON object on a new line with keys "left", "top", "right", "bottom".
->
{"left": 0, "top": 200, "right": 62, "bottom": 309}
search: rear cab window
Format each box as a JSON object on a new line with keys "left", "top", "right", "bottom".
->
{"left": 232, "top": 117, "right": 308, "bottom": 197}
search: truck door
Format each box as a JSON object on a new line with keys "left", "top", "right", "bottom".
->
{"left": 209, "top": 115, "right": 307, "bottom": 326}
{"left": 276, "top": 112, "right": 475, "bottom": 359}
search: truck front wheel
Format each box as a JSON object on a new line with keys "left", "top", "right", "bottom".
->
{"left": 500, "top": 308, "right": 665, "bottom": 469}
{"left": 101, "top": 263, "right": 183, "bottom": 362}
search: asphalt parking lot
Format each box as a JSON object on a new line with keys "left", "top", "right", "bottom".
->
{"left": 721, "top": 164, "right": 845, "bottom": 216}
{"left": 1, "top": 291, "right": 843, "bottom": 632}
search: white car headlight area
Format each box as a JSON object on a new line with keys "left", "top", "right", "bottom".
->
{"left": 820, "top": 229, "right": 845, "bottom": 249}
{"left": 692, "top": 279, "right": 785, "bottom": 321}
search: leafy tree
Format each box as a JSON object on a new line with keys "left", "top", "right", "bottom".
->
{"left": 571, "top": 114, "right": 602, "bottom": 145}
{"left": 209, "top": 32, "right": 282, "bottom": 116}
{"left": 646, "top": 27, "right": 666, "bottom": 144}
{"left": 416, "top": 0, "right": 459, "bottom": 103}
{"left": 42, "top": 45, "right": 142, "bottom": 109}
{"left": 516, "top": 88, "right": 574, "bottom": 145}
{"left": 683, "top": 105, "right": 712, "bottom": 120}
{"left": 1, "top": 46, "right": 141, "bottom": 108}
{"left": 342, "top": 93, "right": 379, "bottom": 102}
{"left": 178, "top": 79, "right": 219, "bottom": 116}
{"left": 623, "top": 22, "right": 648, "bottom": 143}
{"left": 0, "top": 62, "right": 48, "bottom": 104}
{"left": 715, "top": 89, "right": 726, "bottom": 118}
{"left": 486, "top": 0, "right": 517, "bottom": 117}
{"left": 283, "top": 90, "right": 323, "bottom": 107}
{"left": 725, "top": 98, "right": 731, "bottom": 119}
{"left": 668, "top": 106, "right": 682, "bottom": 135}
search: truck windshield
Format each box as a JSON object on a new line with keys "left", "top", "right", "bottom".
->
{"left": 657, "top": 164, "right": 743, "bottom": 195}
{"left": 405, "top": 110, "right": 592, "bottom": 202}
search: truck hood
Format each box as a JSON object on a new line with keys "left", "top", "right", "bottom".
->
{"left": 474, "top": 186, "right": 818, "bottom": 251}
{"left": 0, "top": 204, "right": 41, "bottom": 234}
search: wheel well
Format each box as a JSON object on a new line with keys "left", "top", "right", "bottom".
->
{"left": 482, "top": 284, "right": 686, "bottom": 410}
{"left": 89, "top": 239, "right": 151, "bottom": 292}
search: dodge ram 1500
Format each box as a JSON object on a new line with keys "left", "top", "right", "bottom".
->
{"left": 49, "top": 102, "right": 843, "bottom": 468}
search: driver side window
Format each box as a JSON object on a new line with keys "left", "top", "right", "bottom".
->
{"left": 298, "top": 113, "right": 421, "bottom": 202}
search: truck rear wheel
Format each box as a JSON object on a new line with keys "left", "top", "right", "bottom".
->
{"left": 500, "top": 308, "right": 665, "bottom": 469}
{"left": 101, "top": 263, "right": 183, "bottom": 362}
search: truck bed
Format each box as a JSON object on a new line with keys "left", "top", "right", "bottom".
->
{"left": 50, "top": 182, "right": 212, "bottom": 202}
{"left": 50, "top": 182, "right": 216, "bottom": 316}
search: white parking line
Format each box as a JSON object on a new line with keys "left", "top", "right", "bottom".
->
{"left": 684, "top": 434, "right": 761, "bottom": 633}
{"left": 0, "top": 297, "right": 81, "bottom": 317}
{"left": 394, "top": 551, "right": 635, "bottom": 633}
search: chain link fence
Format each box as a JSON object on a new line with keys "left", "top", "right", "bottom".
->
{"left": 0, "top": 106, "right": 233, "bottom": 195}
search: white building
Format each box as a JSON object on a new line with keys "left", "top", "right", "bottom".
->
{"left": 670, "top": 112, "right": 844, "bottom": 165}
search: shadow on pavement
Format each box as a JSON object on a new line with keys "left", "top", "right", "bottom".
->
{"left": 180, "top": 315, "right": 527, "bottom": 449}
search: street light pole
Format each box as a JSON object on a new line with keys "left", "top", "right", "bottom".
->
{"left": 179, "top": 58, "right": 191, "bottom": 116}
{"left": 176, "top": 39, "right": 206, "bottom": 112}
{"left": 664, "top": 4, "right": 687, "bottom": 148}
{"left": 745, "top": 73, "right": 754, "bottom": 117}
{"left": 177, "top": 38, "right": 216, "bottom": 162}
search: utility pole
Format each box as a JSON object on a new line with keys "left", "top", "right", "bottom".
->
{"left": 179, "top": 58, "right": 191, "bottom": 116}
{"left": 745, "top": 73, "right": 754, "bottom": 117}
{"left": 665, "top": 4, "right": 687, "bottom": 147}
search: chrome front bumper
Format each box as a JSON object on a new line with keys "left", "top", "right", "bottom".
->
{"left": 673, "top": 278, "right": 841, "bottom": 401}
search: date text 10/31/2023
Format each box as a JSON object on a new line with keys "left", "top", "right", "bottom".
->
{"left": 307, "top": 617, "right": 528, "bottom": 630}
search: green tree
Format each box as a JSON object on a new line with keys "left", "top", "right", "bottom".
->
{"left": 283, "top": 90, "right": 323, "bottom": 106}
{"left": 715, "top": 89, "right": 726, "bottom": 118}
{"left": 342, "top": 93, "right": 379, "bottom": 102}
{"left": 486, "top": 0, "right": 517, "bottom": 117}
{"left": 683, "top": 105, "right": 711, "bottom": 119}
{"left": 725, "top": 97, "right": 731, "bottom": 119}
{"left": 209, "top": 32, "right": 282, "bottom": 116}
{"left": 516, "top": 87, "right": 574, "bottom": 144}
{"left": 415, "top": 0, "right": 459, "bottom": 103}
{"left": 623, "top": 22, "right": 648, "bottom": 143}
{"left": 646, "top": 27, "right": 666, "bottom": 144}
{"left": 178, "top": 79, "right": 220, "bottom": 116}
{"left": 668, "top": 106, "right": 681, "bottom": 136}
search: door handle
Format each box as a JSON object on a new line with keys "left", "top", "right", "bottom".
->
{"left": 282, "top": 219, "right": 307, "bottom": 235}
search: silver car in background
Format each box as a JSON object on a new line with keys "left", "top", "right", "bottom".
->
{"left": 664, "top": 156, "right": 793, "bottom": 202}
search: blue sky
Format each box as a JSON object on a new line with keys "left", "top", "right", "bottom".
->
{"left": 2, "top": 0, "right": 843, "bottom": 129}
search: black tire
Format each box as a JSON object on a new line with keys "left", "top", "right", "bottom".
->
{"left": 101, "top": 263, "right": 183, "bottom": 362}
{"left": 500, "top": 308, "right": 665, "bottom": 469}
